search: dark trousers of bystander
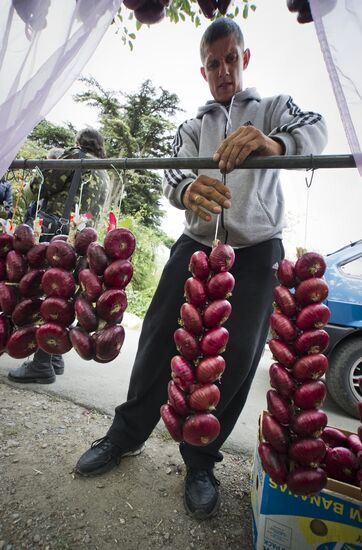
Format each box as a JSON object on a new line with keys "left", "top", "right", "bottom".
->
{"left": 107, "top": 234, "right": 284, "bottom": 469}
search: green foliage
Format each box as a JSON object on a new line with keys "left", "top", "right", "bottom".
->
{"left": 115, "top": 0, "right": 257, "bottom": 49}
{"left": 27, "top": 120, "right": 75, "bottom": 150}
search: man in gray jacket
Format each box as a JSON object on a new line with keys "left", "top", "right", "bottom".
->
{"left": 75, "top": 18, "right": 327, "bottom": 520}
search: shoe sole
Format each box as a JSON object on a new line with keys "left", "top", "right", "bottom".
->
{"left": 183, "top": 491, "right": 221, "bottom": 520}
{"left": 75, "top": 444, "right": 145, "bottom": 477}
{"left": 8, "top": 374, "right": 56, "bottom": 384}
{"left": 53, "top": 369, "right": 64, "bottom": 375}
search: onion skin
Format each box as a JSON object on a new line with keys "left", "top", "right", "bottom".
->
{"left": 189, "top": 383, "right": 221, "bottom": 412}
{"left": 295, "top": 277, "right": 328, "bottom": 305}
{"left": 295, "top": 329, "right": 329, "bottom": 355}
{"left": 202, "top": 299, "right": 232, "bottom": 328}
{"left": 188, "top": 250, "right": 209, "bottom": 280}
{"left": 270, "top": 312, "right": 297, "bottom": 342}
{"left": 320, "top": 426, "right": 349, "bottom": 448}
{"left": 6, "top": 250, "right": 27, "bottom": 283}
{"left": 206, "top": 271, "right": 235, "bottom": 300}
{"left": 258, "top": 442, "right": 288, "bottom": 485}
{"left": 36, "top": 323, "right": 72, "bottom": 355}
{"left": 69, "top": 326, "right": 94, "bottom": 360}
{"left": 103, "top": 228, "right": 136, "bottom": 261}
{"left": 273, "top": 285, "right": 297, "bottom": 318}
{"left": 6, "top": 326, "right": 38, "bottom": 358}
{"left": 266, "top": 390, "right": 290, "bottom": 426}
{"left": 295, "top": 303, "right": 330, "bottom": 331}
{"left": 268, "top": 338, "right": 297, "bottom": 368}
{"left": 289, "top": 438, "right": 326, "bottom": 467}
{"left": 292, "top": 354, "right": 328, "bottom": 381}
{"left": 295, "top": 251, "right": 326, "bottom": 281}
{"left": 209, "top": 243, "right": 235, "bottom": 273}
{"left": 277, "top": 259, "right": 296, "bottom": 288}
{"left": 293, "top": 380, "right": 327, "bottom": 410}
{"left": 195, "top": 355, "right": 225, "bottom": 384}
{"left": 262, "top": 413, "right": 290, "bottom": 453}
{"left": 184, "top": 277, "right": 207, "bottom": 307}
{"left": 174, "top": 328, "right": 200, "bottom": 361}
{"left": 168, "top": 381, "right": 190, "bottom": 417}
{"left": 291, "top": 409, "right": 328, "bottom": 438}
{"left": 160, "top": 404, "right": 183, "bottom": 442}
{"left": 179, "top": 303, "right": 203, "bottom": 335}
{"left": 200, "top": 326, "right": 229, "bottom": 356}
{"left": 287, "top": 467, "right": 327, "bottom": 496}
{"left": 182, "top": 412, "right": 220, "bottom": 446}
{"left": 324, "top": 446, "right": 359, "bottom": 484}
{"left": 170, "top": 355, "right": 196, "bottom": 391}
{"left": 269, "top": 363, "right": 296, "bottom": 399}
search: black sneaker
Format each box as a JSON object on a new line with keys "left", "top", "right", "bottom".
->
{"left": 75, "top": 436, "right": 145, "bottom": 477}
{"left": 184, "top": 468, "right": 221, "bottom": 520}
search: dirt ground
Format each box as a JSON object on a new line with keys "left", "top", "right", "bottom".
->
{"left": 0, "top": 381, "right": 254, "bottom": 550}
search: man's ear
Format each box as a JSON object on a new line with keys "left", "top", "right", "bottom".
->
{"left": 200, "top": 66, "right": 207, "bottom": 81}
{"left": 243, "top": 48, "right": 251, "bottom": 70}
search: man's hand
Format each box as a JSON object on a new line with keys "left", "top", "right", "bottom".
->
{"left": 213, "top": 126, "right": 284, "bottom": 174}
{"left": 182, "top": 175, "right": 231, "bottom": 221}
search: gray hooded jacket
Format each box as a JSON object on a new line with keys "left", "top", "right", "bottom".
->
{"left": 163, "top": 88, "right": 327, "bottom": 248}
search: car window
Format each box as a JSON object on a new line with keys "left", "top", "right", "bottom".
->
{"left": 339, "top": 256, "right": 362, "bottom": 277}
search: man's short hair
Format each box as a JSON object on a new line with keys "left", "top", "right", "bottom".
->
{"left": 200, "top": 18, "right": 244, "bottom": 63}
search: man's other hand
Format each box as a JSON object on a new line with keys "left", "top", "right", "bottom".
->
{"left": 182, "top": 175, "right": 231, "bottom": 221}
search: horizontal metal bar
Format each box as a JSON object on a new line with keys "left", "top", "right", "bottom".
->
{"left": 9, "top": 154, "right": 356, "bottom": 171}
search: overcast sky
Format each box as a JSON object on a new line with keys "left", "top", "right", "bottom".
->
{"left": 47, "top": 2, "right": 362, "bottom": 257}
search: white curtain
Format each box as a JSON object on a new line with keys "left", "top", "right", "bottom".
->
{"left": 310, "top": 0, "right": 362, "bottom": 176}
{"left": 0, "top": 0, "right": 122, "bottom": 179}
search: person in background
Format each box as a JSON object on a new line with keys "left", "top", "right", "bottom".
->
{"left": 74, "top": 19, "right": 327, "bottom": 520}
{"left": 8, "top": 127, "right": 110, "bottom": 385}
{"left": 0, "top": 175, "right": 13, "bottom": 219}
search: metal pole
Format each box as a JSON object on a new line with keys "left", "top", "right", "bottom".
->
{"left": 8, "top": 154, "right": 357, "bottom": 171}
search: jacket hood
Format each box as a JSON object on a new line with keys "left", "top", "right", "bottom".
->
{"left": 196, "top": 87, "right": 261, "bottom": 118}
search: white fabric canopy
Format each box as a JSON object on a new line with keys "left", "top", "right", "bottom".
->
{"left": 310, "top": 0, "right": 362, "bottom": 176}
{"left": 0, "top": 0, "right": 122, "bottom": 179}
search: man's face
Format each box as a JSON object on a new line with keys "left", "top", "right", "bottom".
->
{"left": 200, "top": 34, "right": 250, "bottom": 103}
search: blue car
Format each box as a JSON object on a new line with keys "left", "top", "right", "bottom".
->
{"left": 323, "top": 239, "right": 362, "bottom": 418}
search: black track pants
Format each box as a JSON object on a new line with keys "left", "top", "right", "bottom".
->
{"left": 107, "top": 234, "right": 283, "bottom": 468}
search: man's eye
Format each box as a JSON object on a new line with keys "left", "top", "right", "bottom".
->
{"left": 208, "top": 61, "right": 219, "bottom": 70}
{"left": 226, "top": 54, "right": 238, "bottom": 63}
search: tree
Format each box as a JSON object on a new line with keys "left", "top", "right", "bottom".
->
{"left": 27, "top": 120, "right": 76, "bottom": 151}
{"left": 74, "top": 77, "right": 183, "bottom": 230}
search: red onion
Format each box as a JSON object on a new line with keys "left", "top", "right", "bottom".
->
{"left": 209, "top": 243, "right": 235, "bottom": 273}
{"left": 269, "top": 363, "right": 296, "bottom": 399}
{"left": 295, "top": 329, "right": 329, "bottom": 355}
{"left": 358, "top": 425, "right": 362, "bottom": 444}
{"left": 0, "top": 259, "right": 6, "bottom": 281}
{"left": 0, "top": 233, "right": 13, "bottom": 258}
{"left": 268, "top": 338, "right": 297, "bottom": 368}
{"left": 19, "top": 269, "right": 45, "bottom": 298}
{"left": 6, "top": 250, "right": 27, "bottom": 282}
{"left": 170, "top": 355, "right": 196, "bottom": 391}
{"left": 289, "top": 438, "right": 326, "bottom": 467}
{"left": 160, "top": 404, "right": 183, "bottom": 442}
{"left": 78, "top": 269, "right": 103, "bottom": 302}
{"left": 103, "top": 227, "right": 136, "bottom": 260}
{"left": 287, "top": 467, "right": 327, "bottom": 496}
{"left": 200, "top": 326, "right": 229, "bottom": 356}
{"left": 270, "top": 312, "right": 297, "bottom": 342}
{"left": 183, "top": 412, "right": 220, "bottom": 446}
{"left": 103, "top": 259, "right": 133, "bottom": 289}
{"left": 348, "top": 434, "right": 362, "bottom": 456}
{"left": 273, "top": 285, "right": 297, "bottom": 318}
{"left": 295, "top": 303, "right": 330, "bottom": 331}
{"left": 262, "top": 413, "right": 290, "bottom": 453}
{"left": 184, "top": 277, "right": 207, "bottom": 307}
{"left": 36, "top": 323, "right": 72, "bottom": 355}
{"left": 206, "top": 271, "right": 235, "bottom": 300}
{"left": 6, "top": 326, "right": 38, "bottom": 358}
{"left": 0, "top": 315, "right": 10, "bottom": 352}
{"left": 295, "top": 251, "right": 326, "bottom": 281}
{"left": 295, "top": 278, "right": 328, "bottom": 306}
{"left": 0, "top": 282, "right": 18, "bottom": 315}
{"left": 188, "top": 250, "right": 209, "bottom": 280}
{"left": 27, "top": 242, "right": 49, "bottom": 269}
{"left": 292, "top": 354, "right": 328, "bottom": 381}
{"left": 202, "top": 299, "right": 232, "bottom": 328}
{"left": 40, "top": 297, "right": 75, "bottom": 327}
{"left": 291, "top": 409, "right": 328, "bottom": 437}
{"left": 168, "top": 381, "right": 190, "bottom": 417}
{"left": 179, "top": 303, "right": 203, "bottom": 335}
{"left": 321, "top": 426, "right": 349, "bottom": 448}
{"left": 189, "top": 383, "right": 221, "bottom": 411}
{"left": 195, "top": 355, "right": 225, "bottom": 384}
{"left": 324, "top": 446, "right": 359, "bottom": 484}
{"left": 277, "top": 259, "right": 296, "bottom": 288}
{"left": 258, "top": 442, "right": 288, "bottom": 485}
{"left": 293, "top": 380, "right": 327, "bottom": 410}
{"left": 174, "top": 328, "right": 200, "bottom": 360}
{"left": 266, "top": 390, "right": 290, "bottom": 426}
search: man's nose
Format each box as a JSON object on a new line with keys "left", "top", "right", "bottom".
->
{"left": 218, "top": 62, "right": 230, "bottom": 77}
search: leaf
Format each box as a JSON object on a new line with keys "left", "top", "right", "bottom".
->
{"left": 128, "top": 33, "right": 136, "bottom": 39}
{"left": 250, "top": 4, "right": 256, "bottom": 11}
{"left": 136, "top": 20, "right": 142, "bottom": 30}
{"left": 128, "top": 40, "right": 133, "bottom": 51}
{"left": 243, "top": 4, "right": 248, "bottom": 18}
